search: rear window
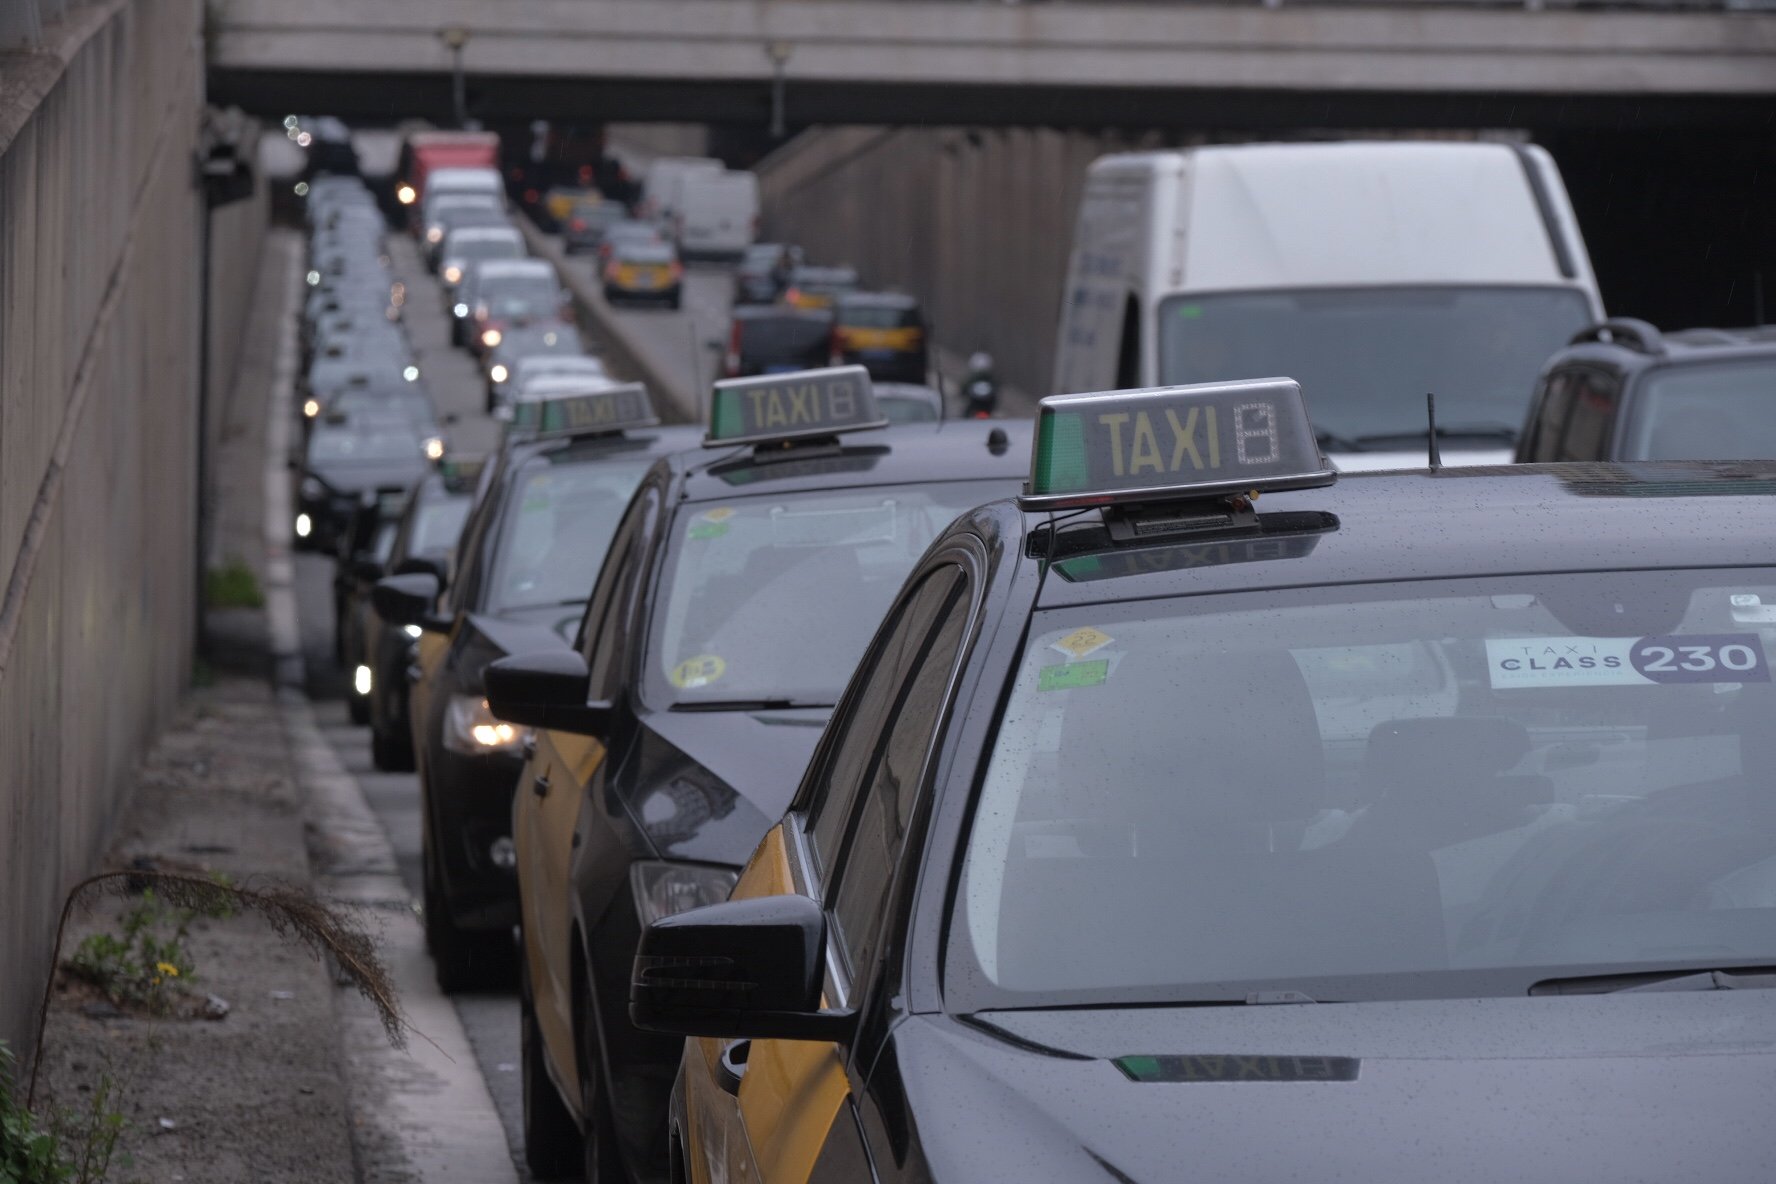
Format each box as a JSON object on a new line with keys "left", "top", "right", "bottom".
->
{"left": 1623, "top": 358, "right": 1776, "bottom": 460}
{"left": 738, "top": 317, "right": 831, "bottom": 361}
{"left": 839, "top": 304, "right": 921, "bottom": 330}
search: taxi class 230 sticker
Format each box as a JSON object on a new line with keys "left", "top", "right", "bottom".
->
{"left": 1486, "top": 635, "right": 1772, "bottom": 689}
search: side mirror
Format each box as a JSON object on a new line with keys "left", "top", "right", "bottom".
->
{"left": 351, "top": 552, "right": 384, "bottom": 582}
{"left": 484, "top": 651, "right": 610, "bottom": 735}
{"left": 442, "top": 412, "right": 461, "bottom": 426}
{"left": 631, "top": 894, "right": 854, "bottom": 1041}
{"left": 394, "top": 554, "right": 448, "bottom": 585}
{"left": 372, "top": 573, "right": 447, "bottom": 631}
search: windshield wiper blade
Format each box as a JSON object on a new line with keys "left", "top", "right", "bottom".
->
{"left": 669, "top": 698, "right": 824, "bottom": 712}
{"left": 1529, "top": 966, "right": 1776, "bottom": 996}
{"left": 1355, "top": 422, "right": 1519, "bottom": 447}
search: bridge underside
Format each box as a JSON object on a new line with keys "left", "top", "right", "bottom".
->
{"left": 208, "top": 69, "right": 1776, "bottom": 132}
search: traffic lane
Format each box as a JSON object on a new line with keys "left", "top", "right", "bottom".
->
{"left": 387, "top": 235, "right": 505, "bottom": 458}
{"left": 293, "top": 547, "right": 536, "bottom": 1183}
{"left": 551, "top": 234, "right": 734, "bottom": 418}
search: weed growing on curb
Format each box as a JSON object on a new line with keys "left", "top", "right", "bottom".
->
{"left": 0, "top": 1041, "right": 131, "bottom": 1184}
{"left": 204, "top": 559, "right": 264, "bottom": 610}
{"left": 65, "top": 893, "right": 204, "bottom": 1014}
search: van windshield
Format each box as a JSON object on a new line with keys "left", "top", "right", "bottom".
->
{"left": 1157, "top": 286, "right": 1593, "bottom": 446}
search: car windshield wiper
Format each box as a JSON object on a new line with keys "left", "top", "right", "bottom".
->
{"left": 1529, "top": 966, "right": 1776, "bottom": 996}
{"left": 669, "top": 698, "right": 827, "bottom": 712}
{"left": 1354, "top": 422, "right": 1519, "bottom": 448}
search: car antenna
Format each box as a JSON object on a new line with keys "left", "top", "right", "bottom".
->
{"left": 1425, "top": 392, "right": 1442, "bottom": 471}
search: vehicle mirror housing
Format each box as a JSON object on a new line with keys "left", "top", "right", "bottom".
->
{"left": 484, "top": 651, "right": 610, "bottom": 735}
{"left": 372, "top": 572, "right": 444, "bottom": 630}
{"left": 631, "top": 894, "right": 855, "bottom": 1041}
{"left": 351, "top": 552, "right": 384, "bottom": 582}
{"left": 394, "top": 554, "right": 448, "bottom": 585}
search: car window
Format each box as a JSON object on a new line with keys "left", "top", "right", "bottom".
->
{"left": 949, "top": 569, "right": 1776, "bottom": 1010}
{"left": 645, "top": 482, "right": 1011, "bottom": 709}
{"left": 1523, "top": 370, "right": 1577, "bottom": 462}
{"left": 828, "top": 567, "right": 968, "bottom": 980}
{"left": 486, "top": 455, "right": 653, "bottom": 615}
{"left": 582, "top": 483, "right": 660, "bottom": 699}
{"left": 1557, "top": 368, "right": 1620, "bottom": 461}
{"left": 1622, "top": 358, "right": 1776, "bottom": 460}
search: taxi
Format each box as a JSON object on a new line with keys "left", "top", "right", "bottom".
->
{"left": 627, "top": 378, "right": 1776, "bottom": 1184}
{"left": 482, "top": 369, "right": 1031, "bottom": 1181}
{"left": 830, "top": 292, "right": 928, "bottom": 384}
{"left": 372, "top": 387, "right": 701, "bottom": 991}
{"left": 603, "top": 239, "right": 684, "bottom": 310}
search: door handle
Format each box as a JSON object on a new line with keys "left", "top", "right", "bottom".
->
{"left": 716, "top": 1039, "right": 750, "bottom": 1096}
{"left": 532, "top": 774, "right": 550, "bottom": 798}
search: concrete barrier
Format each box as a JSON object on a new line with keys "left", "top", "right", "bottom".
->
{"left": 0, "top": 0, "right": 266, "bottom": 1056}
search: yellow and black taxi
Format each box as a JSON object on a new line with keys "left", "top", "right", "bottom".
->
{"left": 626, "top": 378, "right": 1776, "bottom": 1183}
{"left": 830, "top": 292, "right": 928, "bottom": 384}
{"left": 372, "top": 386, "right": 701, "bottom": 991}
{"left": 482, "top": 368, "right": 1031, "bottom": 1181}
{"left": 603, "top": 239, "right": 684, "bottom": 311}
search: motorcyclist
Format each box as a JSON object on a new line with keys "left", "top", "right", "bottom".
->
{"left": 962, "top": 351, "right": 999, "bottom": 418}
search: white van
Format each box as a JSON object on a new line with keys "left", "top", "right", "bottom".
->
{"left": 675, "top": 170, "right": 760, "bottom": 258}
{"left": 641, "top": 157, "right": 723, "bottom": 228}
{"left": 1053, "top": 142, "right": 1604, "bottom": 469}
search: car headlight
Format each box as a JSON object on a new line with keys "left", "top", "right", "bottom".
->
{"left": 404, "top": 623, "right": 423, "bottom": 639}
{"left": 443, "top": 266, "right": 462, "bottom": 284}
{"left": 300, "top": 476, "right": 325, "bottom": 500}
{"left": 443, "top": 694, "right": 529, "bottom": 754}
{"left": 630, "top": 861, "right": 739, "bottom": 927}
{"left": 403, "top": 365, "right": 420, "bottom": 382}
{"left": 489, "top": 364, "right": 508, "bottom": 383}
{"left": 397, "top": 184, "right": 416, "bottom": 205}
{"left": 481, "top": 328, "right": 502, "bottom": 347}
{"left": 426, "top": 226, "right": 444, "bottom": 244}
{"left": 302, "top": 397, "right": 321, "bottom": 418}
{"left": 423, "top": 436, "right": 446, "bottom": 461}
{"left": 453, "top": 302, "right": 469, "bottom": 318}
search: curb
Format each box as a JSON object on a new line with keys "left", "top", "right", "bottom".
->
{"left": 514, "top": 213, "right": 697, "bottom": 423}
{"left": 260, "top": 232, "right": 519, "bottom": 1183}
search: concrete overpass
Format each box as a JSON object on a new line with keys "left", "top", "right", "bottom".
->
{"left": 208, "top": 0, "right": 1776, "bottom": 130}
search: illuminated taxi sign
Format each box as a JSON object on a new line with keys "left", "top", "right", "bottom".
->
{"left": 1020, "top": 378, "right": 1334, "bottom": 510}
{"left": 704, "top": 365, "right": 886, "bottom": 448}
{"left": 511, "top": 384, "right": 658, "bottom": 437}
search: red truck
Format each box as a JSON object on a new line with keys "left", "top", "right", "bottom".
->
{"left": 394, "top": 130, "right": 500, "bottom": 211}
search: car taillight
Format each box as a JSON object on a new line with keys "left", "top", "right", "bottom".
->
{"left": 829, "top": 325, "right": 845, "bottom": 367}
{"left": 604, "top": 263, "right": 621, "bottom": 282}
{"left": 569, "top": 218, "right": 586, "bottom": 232}
{"left": 670, "top": 262, "right": 684, "bottom": 281}
{"left": 725, "top": 323, "right": 742, "bottom": 376}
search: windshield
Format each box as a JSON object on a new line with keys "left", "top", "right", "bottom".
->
{"left": 411, "top": 497, "right": 471, "bottom": 555}
{"left": 648, "top": 482, "right": 1008, "bottom": 707}
{"left": 1623, "top": 359, "right": 1776, "bottom": 460}
{"left": 1157, "top": 286, "right": 1593, "bottom": 445}
{"left": 309, "top": 424, "right": 421, "bottom": 464}
{"left": 486, "top": 456, "right": 652, "bottom": 614}
{"left": 450, "top": 237, "right": 521, "bottom": 262}
{"left": 950, "top": 569, "right": 1776, "bottom": 1009}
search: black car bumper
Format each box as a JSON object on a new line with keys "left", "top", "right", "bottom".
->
{"left": 426, "top": 745, "right": 524, "bottom": 933}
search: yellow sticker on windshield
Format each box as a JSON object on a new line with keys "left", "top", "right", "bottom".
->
{"left": 700, "top": 507, "right": 736, "bottom": 523}
{"left": 1052, "top": 627, "right": 1113, "bottom": 660}
{"left": 670, "top": 655, "right": 727, "bottom": 689}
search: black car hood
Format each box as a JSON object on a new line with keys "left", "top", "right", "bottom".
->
{"left": 897, "top": 995, "right": 1776, "bottom": 1182}
{"left": 308, "top": 458, "right": 429, "bottom": 496}
{"left": 628, "top": 706, "right": 828, "bottom": 864}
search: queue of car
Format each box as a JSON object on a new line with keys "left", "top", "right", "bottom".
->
{"left": 284, "top": 131, "right": 1776, "bottom": 1184}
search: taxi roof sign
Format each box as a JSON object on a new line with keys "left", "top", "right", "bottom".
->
{"left": 1020, "top": 378, "right": 1334, "bottom": 510}
{"left": 704, "top": 365, "right": 886, "bottom": 448}
{"left": 510, "top": 383, "right": 658, "bottom": 438}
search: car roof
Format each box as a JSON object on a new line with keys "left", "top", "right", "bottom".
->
{"left": 1551, "top": 320, "right": 1776, "bottom": 376}
{"left": 445, "top": 225, "right": 520, "bottom": 243}
{"left": 1010, "top": 461, "right": 1776, "bottom": 609}
{"left": 474, "top": 259, "right": 554, "bottom": 279}
{"left": 732, "top": 305, "right": 830, "bottom": 324}
{"left": 502, "top": 423, "right": 705, "bottom": 473}
{"left": 666, "top": 418, "right": 1032, "bottom": 505}
{"left": 838, "top": 291, "right": 917, "bottom": 310}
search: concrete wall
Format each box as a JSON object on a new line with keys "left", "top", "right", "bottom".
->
{"left": 759, "top": 125, "right": 1157, "bottom": 399}
{"left": 0, "top": 0, "right": 265, "bottom": 1056}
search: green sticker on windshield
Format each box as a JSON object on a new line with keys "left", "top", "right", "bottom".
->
{"left": 688, "top": 521, "right": 729, "bottom": 541}
{"left": 1038, "top": 660, "right": 1109, "bottom": 692}
{"left": 1176, "top": 304, "right": 1204, "bottom": 320}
